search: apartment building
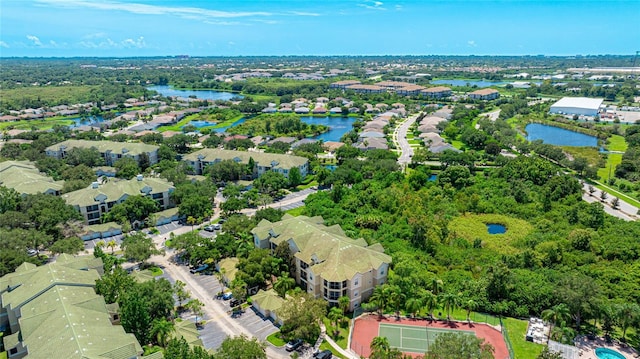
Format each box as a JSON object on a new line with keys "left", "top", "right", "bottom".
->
{"left": 61, "top": 175, "right": 174, "bottom": 225}
{"left": 0, "top": 256, "right": 142, "bottom": 359}
{"left": 183, "top": 148, "right": 309, "bottom": 179}
{"left": 45, "top": 139, "right": 159, "bottom": 167}
{"left": 252, "top": 215, "right": 391, "bottom": 311}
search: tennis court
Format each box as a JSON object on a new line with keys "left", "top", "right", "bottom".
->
{"left": 379, "top": 323, "right": 475, "bottom": 353}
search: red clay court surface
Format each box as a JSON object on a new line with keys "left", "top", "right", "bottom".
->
{"left": 351, "top": 314, "right": 509, "bottom": 359}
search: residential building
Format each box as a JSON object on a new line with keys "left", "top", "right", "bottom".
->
{"left": 0, "top": 256, "right": 142, "bottom": 359}
{"left": 251, "top": 289, "right": 285, "bottom": 325}
{"left": 61, "top": 175, "right": 175, "bottom": 225}
{"left": 252, "top": 215, "right": 391, "bottom": 310}
{"left": 468, "top": 88, "right": 500, "bottom": 100}
{"left": 330, "top": 80, "right": 362, "bottom": 89}
{"left": 396, "top": 84, "right": 426, "bottom": 96}
{"left": 345, "top": 84, "right": 385, "bottom": 94}
{"left": 421, "top": 86, "right": 453, "bottom": 98}
{"left": 0, "top": 161, "right": 64, "bottom": 195}
{"left": 549, "top": 97, "right": 604, "bottom": 116}
{"left": 45, "top": 140, "right": 159, "bottom": 167}
{"left": 183, "top": 148, "right": 309, "bottom": 179}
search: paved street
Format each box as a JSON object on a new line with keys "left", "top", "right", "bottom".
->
{"left": 241, "top": 187, "right": 317, "bottom": 216}
{"left": 393, "top": 114, "right": 419, "bottom": 165}
{"left": 582, "top": 182, "right": 638, "bottom": 221}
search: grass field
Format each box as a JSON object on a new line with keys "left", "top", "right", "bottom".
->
{"left": 323, "top": 317, "right": 349, "bottom": 349}
{"left": 598, "top": 153, "right": 623, "bottom": 182}
{"left": 0, "top": 85, "right": 98, "bottom": 107}
{"left": 379, "top": 323, "right": 474, "bottom": 353}
{"left": 0, "top": 118, "right": 75, "bottom": 131}
{"left": 266, "top": 331, "right": 286, "bottom": 347}
{"left": 503, "top": 318, "right": 543, "bottom": 359}
{"left": 607, "top": 134, "right": 628, "bottom": 152}
{"left": 448, "top": 214, "right": 533, "bottom": 254}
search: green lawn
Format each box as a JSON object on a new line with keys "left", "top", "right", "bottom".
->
{"left": 323, "top": 317, "right": 349, "bottom": 349}
{"left": 0, "top": 118, "right": 75, "bottom": 131}
{"left": 408, "top": 139, "right": 422, "bottom": 145}
{"left": 451, "top": 140, "right": 464, "bottom": 150}
{"left": 319, "top": 341, "right": 347, "bottom": 359}
{"left": 266, "top": 331, "right": 286, "bottom": 347}
{"left": 607, "top": 134, "right": 628, "bottom": 152}
{"left": 591, "top": 180, "right": 640, "bottom": 208}
{"left": 448, "top": 214, "right": 533, "bottom": 254}
{"left": 598, "top": 153, "right": 622, "bottom": 182}
{"left": 285, "top": 207, "right": 306, "bottom": 217}
{"left": 157, "top": 113, "right": 200, "bottom": 132}
{"left": 502, "top": 318, "right": 543, "bottom": 359}
{"left": 149, "top": 266, "right": 163, "bottom": 276}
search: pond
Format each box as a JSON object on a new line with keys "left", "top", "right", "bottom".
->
{"left": 431, "top": 79, "right": 507, "bottom": 88}
{"left": 487, "top": 224, "right": 506, "bottom": 234}
{"left": 299, "top": 116, "right": 357, "bottom": 142}
{"left": 148, "top": 85, "right": 242, "bottom": 101}
{"left": 68, "top": 115, "right": 105, "bottom": 128}
{"left": 525, "top": 123, "right": 598, "bottom": 147}
{"left": 428, "top": 174, "right": 437, "bottom": 181}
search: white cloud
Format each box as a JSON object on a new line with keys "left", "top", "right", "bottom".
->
{"left": 78, "top": 36, "right": 147, "bottom": 49}
{"left": 468, "top": 40, "right": 477, "bottom": 47}
{"left": 395, "top": 4, "right": 403, "bottom": 10}
{"left": 358, "top": 0, "right": 385, "bottom": 10}
{"left": 35, "top": 0, "right": 274, "bottom": 20}
{"left": 288, "top": 11, "right": 320, "bottom": 16}
{"left": 0, "top": 41, "right": 9, "bottom": 48}
{"left": 26, "top": 35, "right": 42, "bottom": 46}
{"left": 228, "top": 41, "right": 235, "bottom": 46}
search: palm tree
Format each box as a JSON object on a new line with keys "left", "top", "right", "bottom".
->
{"left": 107, "top": 239, "right": 117, "bottom": 254}
{"left": 422, "top": 290, "right": 438, "bottom": 320}
{"left": 150, "top": 318, "right": 174, "bottom": 347}
{"left": 96, "top": 240, "right": 106, "bottom": 249}
{"left": 185, "top": 299, "right": 205, "bottom": 326}
{"left": 405, "top": 297, "right": 423, "bottom": 319}
{"left": 542, "top": 303, "right": 571, "bottom": 344}
{"left": 389, "top": 286, "right": 405, "bottom": 319}
{"left": 370, "top": 285, "right": 390, "bottom": 317}
{"left": 465, "top": 299, "right": 477, "bottom": 324}
{"left": 440, "top": 292, "right": 460, "bottom": 322}
{"left": 615, "top": 302, "right": 640, "bottom": 341}
{"left": 338, "top": 295, "right": 351, "bottom": 317}
{"left": 370, "top": 336, "right": 390, "bottom": 355}
{"left": 187, "top": 216, "right": 197, "bottom": 231}
{"left": 430, "top": 277, "right": 444, "bottom": 296}
{"left": 273, "top": 272, "right": 295, "bottom": 298}
{"left": 328, "top": 307, "right": 343, "bottom": 337}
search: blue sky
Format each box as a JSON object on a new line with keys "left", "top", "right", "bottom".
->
{"left": 1, "top": 0, "right": 638, "bottom": 57}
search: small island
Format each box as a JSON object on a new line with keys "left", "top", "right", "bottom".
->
{"left": 226, "top": 113, "right": 329, "bottom": 138}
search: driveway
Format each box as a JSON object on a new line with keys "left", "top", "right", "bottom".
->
{"left": 582, "top": 183, "right": 638, "bottom": 221}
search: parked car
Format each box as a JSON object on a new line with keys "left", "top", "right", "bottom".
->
{"left": 190, "top": 264, "right": 209, "bottom": 274}
{"left": 230, "top": 299, "right": 241, "bottom": 307}
{"left": 222, "top": 292, "right": 233, "bottom": 300}
{"left": 285, "top": 339, "right": 304, "bottom": 352}
{"left": 314, "top": 350, "right": 333, "bottom": 359}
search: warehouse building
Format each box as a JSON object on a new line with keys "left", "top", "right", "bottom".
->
{"left": 549, "top": 97, "right": 603, "bottom": 116}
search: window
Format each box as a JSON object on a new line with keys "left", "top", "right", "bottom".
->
{"left": 342, "top": 280, "right": 347, "bottom": 287}
{"left": 354, "top": 279, "right": 359, "bottom": 286}
{"left": 380, "top": 268, "right": 385, "bottom": 275}
{"left": 9, "top": 348, "right": 18, "bottom": 355}
{"left": 354, "top": 291, "right": 359, "bottom": 297}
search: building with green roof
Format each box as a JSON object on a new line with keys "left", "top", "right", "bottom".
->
{"left": 45, "top": 139, "right": 159, "bottom": 167}
{"left": 0, "top": 256, "right": 143, "bottom": 359}
{"left": 252, "top": 214, "right": 391, "bottom": 311}
{"left": 0, "top": 160, "right": 64, "bottom": 195}
{"left": 251, "top": 289, "right": 284, "bottom": 325}
{"left": 61, "top": 175, "right": 174, "bottom": 225}
{"left": 183, "top": 148, "right": 308, "bottom": 179}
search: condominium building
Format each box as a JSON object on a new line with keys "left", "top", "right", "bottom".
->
{"left": 183, "top": 148, "right": 309, "bottom": 179}
{"left": 468, "top": 88, "right": 500, "bottom": 100}
{"left": 421, "top": 86, "right": 453, "bottom": 99}
{"left": 252, "top": 215, "right": 391, "bottom": 311}
{"left": 0, "top": 161, "right": 64, "bottom": 195}
{"left": 45, "top": 139, "right": 159, "bottom": 167}
{"left": 0, "top": 256, "right": 142, "bottom": 359}
{"left": 61, "top": 175, "right": 174, "bottom": 225}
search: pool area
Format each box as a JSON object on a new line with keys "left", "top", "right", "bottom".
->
{"left": 487, "top": 224, "right": 506, "bottom": 234}
{"left": 595, "top": 348, "right": 626, "bottom": 359}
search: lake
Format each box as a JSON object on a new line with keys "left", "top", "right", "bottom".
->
{"left": 299, "top": 116, "right": 356, "bottom": 142}
{"left": 68, "top": 115, "right": 105, "bottom": 128}
{"left": 431, "top": 79, "right": 507, "bottom": 88}
{"left": 148, "top": 85, "right": 241, "bottom": 101}
{"left": 149, "top": 86, "right": 356, "bottom": 141}
{"left": 525, "top": 123, "right": 598, "bottom": 147}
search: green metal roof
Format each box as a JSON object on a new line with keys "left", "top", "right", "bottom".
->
{"left": 46, "top": 139, "right": 159, "bottom": 157}
{"left": 218, "top": 257, "right": 239, "bottom": 283}
{"left": 0, "top": 258, "right": 143, "bottom": 359}
{"left": 183, "top": 148, "right": 308, "bottom": 170}
{"left": 62, "top": 176, "right": 174, "bottom": 207}
{"left": 251, "top": 289, "right": 284, "bottom": 312}
{"left": 252, "top": 215, "right": 391, "bottom": 282}
{"left": 0, "top": 160, "right": 64, "bottom": 195}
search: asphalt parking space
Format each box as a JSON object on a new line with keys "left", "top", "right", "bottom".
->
{"left": 83, "top": 234, "right": 124, "bottom": 250}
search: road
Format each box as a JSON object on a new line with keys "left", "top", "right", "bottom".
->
{"left": 581, "top": 183, "right": 638, "bottom": 221}
{"left": 240, "top": 187, "right": 317, "bottom": 216}
{"left": 393, "top": 114, "right": 419, "bottom": 165}
{"left": 148, "top": 231, "right": 293, "bottom": 359}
